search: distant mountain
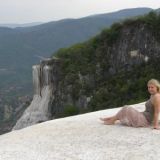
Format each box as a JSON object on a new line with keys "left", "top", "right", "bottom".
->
{"left": 0, "top": 22, "right": 43, "bottom": 28}
{"left": 0, "top": 8, "right": 153, "bottom": 93}
{"left": 88, "top": 7, "right": 153, "bottom": 18}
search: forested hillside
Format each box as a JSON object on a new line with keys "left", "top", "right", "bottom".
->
{"left": 53, "top": 11, "right": 160, "bottom": 115}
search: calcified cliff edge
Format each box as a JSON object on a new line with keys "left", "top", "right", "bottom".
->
{"left": 1, "top": 103, "right": 160, "bottom": 160}
{"left": 13, "top": 58, "right": 60, "bottom": 130}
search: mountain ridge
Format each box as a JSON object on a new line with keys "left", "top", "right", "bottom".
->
{"left": 0, "top": 22, "right": 43, "bottom": 28}
{"left": 0, "top": 7, "right": 153, "bottom": 80}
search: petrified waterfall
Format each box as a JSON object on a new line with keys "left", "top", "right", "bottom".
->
{"left": 13, "top": 62, "right": 53, "bottom": 130}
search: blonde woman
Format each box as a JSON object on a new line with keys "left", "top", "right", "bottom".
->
{"left": 100, "top": 79, "right": 160, "bottom": 129}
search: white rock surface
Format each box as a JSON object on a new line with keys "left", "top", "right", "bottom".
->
{"left": 0, "top": 102, "right": 160, "bottom": 160}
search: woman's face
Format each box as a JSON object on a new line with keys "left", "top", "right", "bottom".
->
{"left": 147, "top": 83, "right": 158, "bottom": 95}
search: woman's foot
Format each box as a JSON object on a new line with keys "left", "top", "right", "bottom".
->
{"left": 100, "top": 116, "right": 117, "bottom": 125}
{"left": 103, "top": 119, "right": 115, "bottom": 125}
{"left": 99, "top": 117, "right": 113, "bottom": 121}
{"left": 100, "top": 118, "right": 105, "bottom": 121}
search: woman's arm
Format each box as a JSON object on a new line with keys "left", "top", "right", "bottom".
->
{"left": 153, "top": 95, "right": 160, "bottom": 129}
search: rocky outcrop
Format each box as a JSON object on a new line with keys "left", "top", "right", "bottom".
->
{"left": 51, "top": 23, "right": 160, "bottom": 115}
{"left": 107, "top": 24, "right": 160, "bottom": 72}
{"left": 1, "top": 103, "right": 160, "bottom": 160}
{"left": 13, "top": 58, "right": 61, "bottom": 130}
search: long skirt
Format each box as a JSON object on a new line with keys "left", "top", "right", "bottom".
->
{"left": 116, "top": 106, "right": 149, "bottom": 127}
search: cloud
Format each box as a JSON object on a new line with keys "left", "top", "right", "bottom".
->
{"left": 0, "top": 0, "right": 159, "bottom": 23}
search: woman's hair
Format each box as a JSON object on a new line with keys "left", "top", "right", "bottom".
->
{"left": 147, "top": 79, "right": 160, "bottom": 92}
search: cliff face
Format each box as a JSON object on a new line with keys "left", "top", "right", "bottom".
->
{"left": 110, "top": 24, "right": 159, "bottom": 68}
{"left": 51, "top": 23, "right": 160, "bottom": 115}
{"left": 13, "top": 59, "right": 61, "bottom": 130}
{"left": 13, "top": 13, "right": 160, "bottom": 130}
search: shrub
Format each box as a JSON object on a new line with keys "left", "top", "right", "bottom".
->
{"left": 63, "top": 104, "right": 79, "bottom": 117}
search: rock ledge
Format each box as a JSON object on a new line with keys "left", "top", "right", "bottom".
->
{"left": 0, "top": 102, "right": 160, "bottom": 160}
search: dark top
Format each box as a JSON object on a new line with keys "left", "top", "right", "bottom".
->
{"left": 143, "top": 99, "right": 154, "bottom": 123}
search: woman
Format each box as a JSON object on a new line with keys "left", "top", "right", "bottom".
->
{"left": 100, "top": 79, "right": 160, "bottom": 129}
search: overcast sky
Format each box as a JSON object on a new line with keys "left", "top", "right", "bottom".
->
{"left": 0, "top": 0, "right": 160, "bottom": 24}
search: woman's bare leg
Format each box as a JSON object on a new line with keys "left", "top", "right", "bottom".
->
{"left": 100, "top": 115, "right": 118, "bottom": 125}
{"left": 100, "top": 106, "right": 133, "bottom": 125}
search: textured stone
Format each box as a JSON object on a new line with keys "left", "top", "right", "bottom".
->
{"left": 0, "top": 102, "right": 160, "bottom": 160}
